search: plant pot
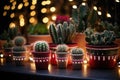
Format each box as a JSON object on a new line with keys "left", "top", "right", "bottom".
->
{"left": 56, "top": 52, "right": 68, "bottom": 69}
{"left": 12, "top": 51, "right": 28, "bottom": 66}
{"left": 49, "top": 43, "right": 78, "bottom": 66}
{"left": 4, "top": 48, "right": 13, "bottom": 63}
{"left": 0, "top": 40, "right": 7, "bottom": 49}
{"left": 32, "top": 51, "right": 50, "bottom": 70}
{"left": 28, "top": 35, "right": 52, "bottom": 44}
{"left": 86, "top": 44, "right": 119, "bottom": 69}
{"left": 71, "top": 54, "right": 83, "bottom": 69}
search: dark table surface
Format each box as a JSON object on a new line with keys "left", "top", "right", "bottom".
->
{"left": 0, "top": 58, "right": 120, "bottom": 80}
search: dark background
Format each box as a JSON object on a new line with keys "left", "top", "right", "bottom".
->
{"left": 0, "top": 0, "right": 120, "bottom": 35}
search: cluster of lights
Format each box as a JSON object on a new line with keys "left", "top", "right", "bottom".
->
{"left": 2, "top": 0, "right": 119, "bottom": 28}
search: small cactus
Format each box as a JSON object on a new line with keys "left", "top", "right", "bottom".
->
{"left": 71, "top": 48, "right": 84, "bottom": 55}
{"left": 13, "top": 36, "right": 26, "bottom": 46}
{"left": 33, "top": 41, "right": 49, "bottom": 52}
{"left": 56, "top": 44, "right": 68, "bottom": 52}
{"left": 3, "top": 38, "right": 13, "bottom": 49}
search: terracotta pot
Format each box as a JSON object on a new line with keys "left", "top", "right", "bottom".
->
{"left": 13, "top": 51, "right": 28, "bottom": 66}
{"left": 0, "top": 40, "right": 7, "bottom": 49}
{"left": 32, "top": 51, "right": 50, "bottom": 70}
{"left": 114, "top": 38, "right": 120, "bottom": 61}
{"left": 71, "top": 54, "right": 83, "bottom": 69}
{"left": 86, "top": 44, "right": 119, "bottom": 69}
{"left": 28, "top": 35, "right": 52, "bottom": 44}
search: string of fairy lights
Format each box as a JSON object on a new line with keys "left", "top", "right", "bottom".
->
{"left": 2, "top": 0, "right": 120, "bottom": 29}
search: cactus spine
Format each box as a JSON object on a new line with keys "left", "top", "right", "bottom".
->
{"left": 56, "top": 44, "right": 68, "bottom": 52}
{"left": 49, "top": 24, "right": 58, "bottom": 44}
{"left": 14, "top": 36, "right": 26, "bottom": 46}
{"left": 71, "top": 48, "right": 83, "bottom": 54}
{"left": 34, "top": 41, "right": 49, "bottom": 52}
{"left": 13, "top": 36, "right": 26, "bottom": 52}
{"left": 49, "top": 21, "right": 76, "bottom": 44}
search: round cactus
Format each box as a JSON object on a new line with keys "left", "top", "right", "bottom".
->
{"left": 33, "top": 41, "right": 49, "bottom": 52}
{"left": 71, "top": 48, "right": 84, "bottom": 55}
{"left": 13, "top": 36, "right": 26, "bottom": 46}
{"left": 56, "top": 44, "right": 68, "bottom": 52}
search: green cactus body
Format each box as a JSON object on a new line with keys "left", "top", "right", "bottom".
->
{"left": 34, "top": 41, "right": 49, "bottom": 52}
{"left": 14, "top": 36, "right": 26, "bottom": 46}
{"left": 71, "top": 48, "right": 83, "bottom": 55}
{"left": 56, "top": 44, "right": 68, "bottom": 52}
{"left": 49, "top": 21, "right": 76, "bottom": 44}
{"left": 8, "top": 27, "right": 19, "bottom": 40}
{"left": 57, "top": 24, "right": 64, "bottom": 44}
{"left": 72, "top": 3, "right": 89, "bottom": 32}
{"left": 66, "top": 23, "right": 76, "bottom": 43}
{"left": 49, "top": 24, "right": 58, "bottom": 44}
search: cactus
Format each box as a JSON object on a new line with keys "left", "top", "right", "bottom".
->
{"left": 56, "top": 44, "right": 68, "bottom": 52}
{"left": 8, "top": 26, "right": 19, "bottom": 40}
{"left": 49, "top": 24, "right": 58, "bottom": 44}
{"left": 71, "top": 48, "right": 83, "bottom": 55}
{"left": 13, "top": 36, "right": 26, "bottom": 46}
{"left": 33, "top": 41, "right": 49, "bottom": 52}
{"left": 72, "top": 3, "right": 89, "bottom": 32}
{"left": 12, "top": 36, "right": 26, "bottom": 52}
{"left": 85, "top": 27, "right": 116, "bottom": 45}
{"left": 49, "top": 21, "right": 76, "bottom": 44}
{"left": 3, "top": 38, "right": 13, "bottom": 49}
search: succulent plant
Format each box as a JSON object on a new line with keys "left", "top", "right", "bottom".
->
{"left": 27, "top": 23, "right": 49, "bottom": 35}
{"left": 56, "top": 44, "right": 68, "bottom": 52}
{"left": 33, "top": 41, "right": 49, "bottom": 52}
{"left": 8, "top": 26, "right": 19, "bottom": 40}
{"left": 84, "top": 24, "right": 116, "bottom": 46}
{"left": 71, "top": 48, "right": 83, "bottom": 55}
{"left": 0, "top": 30, "right": 8, "bottom": 40}
{"left": 49, "top": 21, "right": 76, "bottom": 44}
{"left": 13, "top": 36, "right": 26, "bottom": 46}
{"left": 72, "top": 3, "right": 89, "bottom": 33}
{"left": 12, "top": 36, "right": 26, "bottom": 52}
{"left": 3, "top": 38, "right": 13, "bottom": 49}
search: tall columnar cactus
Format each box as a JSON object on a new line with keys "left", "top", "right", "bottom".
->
{"left": 49, "top": 24, "right": 58, "bottom": 44}
{"left": 56, "top": 44, "right": 68, "bottom": 52}
{"left": 72, "top": 3, "right": 89, "bottom": 32}
{"left": 71, "top": 48, "right": 83, "bottom": 54}
{"left": 34, "top": 41, "right": 49, "bottom": 52}
{"left": 49, "top": 21, "right": 76, "bottom": 44}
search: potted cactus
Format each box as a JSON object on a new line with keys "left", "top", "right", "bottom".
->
{"left": 49, "top": 21, "right": 77, "bottom": 47}
{"left": 32, "top": 41, "right": 50, "bottom": 70}
{"left": 49, "top": 21, "right": 77, "bottom": 65}
{"left": 12, "top": 36, "right": 28, "bottom": 66}
{"left": 3, "top": 38, "right": 14, "bottom": 63}
{"left": 85, "top": 22, "right": 119, "bottom": 69}
{"left": 71, "top": 47, "right": 84, "bottom": 69}
{"left": 56, "top": 44, "right": 69, "bottom": 69}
